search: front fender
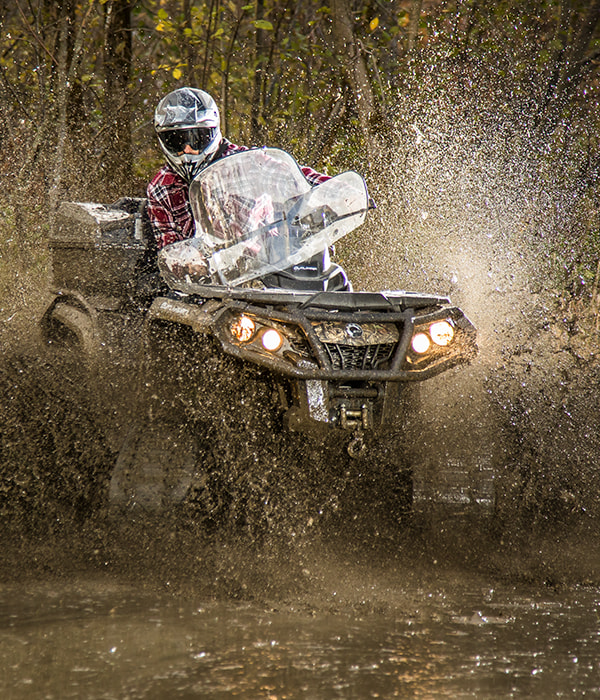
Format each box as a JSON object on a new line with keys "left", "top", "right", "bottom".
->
{"left": 40, "top": 292, "right": 101, "bottom": 356}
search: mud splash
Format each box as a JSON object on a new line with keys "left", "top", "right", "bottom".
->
{"left": 0, "top": 353, "right": 113, "bottom": 535}
{"left": 336, "top": 61, "right": 600, "bottom": 538}
{"left": 0, "top": 344, "right": 413, "bottom": 567}
{"left": 2, "top": 57, "right": 600, "bottom": 594}
{"left": 4, "top": 334, "right": 600, "bottom": 700}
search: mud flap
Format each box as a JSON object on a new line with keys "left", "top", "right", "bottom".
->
{"left": 109, "top": 424, "right": 199, "bottom": 512}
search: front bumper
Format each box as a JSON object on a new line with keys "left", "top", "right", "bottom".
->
{"left": 148, "top": 295, "right": 478, "bottom": 383}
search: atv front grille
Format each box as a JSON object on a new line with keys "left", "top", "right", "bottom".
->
{"left": 323, "top": 342, "right": 396, "bottom": 370}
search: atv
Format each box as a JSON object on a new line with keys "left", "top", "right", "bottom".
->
{"left": 40, "top": 148, "right": 478, "bottom": 536}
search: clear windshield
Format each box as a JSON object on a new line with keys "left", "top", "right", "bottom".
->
{"left": 157, "top": 148, "right": 368, "bottom": 290}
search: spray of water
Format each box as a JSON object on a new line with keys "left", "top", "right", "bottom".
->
{"left": 338, "top": 63, "right": 600, "bottom": 544}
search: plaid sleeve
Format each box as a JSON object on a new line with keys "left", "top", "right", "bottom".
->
{"left": 221, "top": 141, "right": 249, "bottom": 157}
{"left": 147, "top": 167, "right": 195, "bottom": 250}
{"left": 300, "top": 165, "right": 331, "bottom": 186}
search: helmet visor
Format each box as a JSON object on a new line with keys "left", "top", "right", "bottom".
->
{"left": 159, "top": 127, "right": 215, "bottom": 154}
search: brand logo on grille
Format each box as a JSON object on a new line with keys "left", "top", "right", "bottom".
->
{"left": 345, "top": 323, "right": 363, "bottom": 339}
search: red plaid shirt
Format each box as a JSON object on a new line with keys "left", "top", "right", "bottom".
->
{"left": 147, "top": 141, "right": 331, "bottom": 250}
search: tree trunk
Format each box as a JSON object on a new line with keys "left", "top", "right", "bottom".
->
{"left": 330, "top": 0, "right": 375, "bottom": 157}
{"left": 103, "top": 0, "right": 133, "bottom": 197}
{"left": 183, "top": 0, "right": 197, "bottom": 86}
{"left": 49, "top": 1, "right": 85, "bottom": 217}
{"left": 250, "top": 0, "right": 267, "bottom": 143}
{"left": 407, "top": 0, "right": 423, "bottom": 54}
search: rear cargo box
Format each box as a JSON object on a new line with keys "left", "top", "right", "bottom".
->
{"left": 50, "top": 201, "right": 147, "bottom": 296}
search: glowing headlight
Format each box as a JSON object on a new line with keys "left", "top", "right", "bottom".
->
{"left": 411, "top": 332, "right": 431, "bottom": 354}
{"left": 429, "top": 320, "right": 454, "bottom": 346}
{"left": 261, "top": 328, "right": 284, "bottom": 352}
{"left": 231, "top": 315, "right": 255, "bottom": 342}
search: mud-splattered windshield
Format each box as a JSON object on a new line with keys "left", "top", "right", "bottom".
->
{"left": 157, "top": 148, "right": 368, "bottom": 289}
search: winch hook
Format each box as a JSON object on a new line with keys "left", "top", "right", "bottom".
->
{"left": 347, "top": 431, "right": 365, "bottom": 458}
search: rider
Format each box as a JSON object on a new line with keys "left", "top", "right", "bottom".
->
{"left": 147, "top": 87, "right": 331, "bottom": 251}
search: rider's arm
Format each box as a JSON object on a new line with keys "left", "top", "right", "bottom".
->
{"left": 147, "top": 166, "right": 195, "bottom": 250}
{"left": 299, "top": 165, "right": 331, "bottom": 186}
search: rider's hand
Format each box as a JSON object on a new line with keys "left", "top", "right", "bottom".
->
{"left": 187, "top": 260, "right": 209, "bottom": 280}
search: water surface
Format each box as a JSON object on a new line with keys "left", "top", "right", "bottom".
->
{"left": 2, "top": 564, "right": 600, "bottom": 699}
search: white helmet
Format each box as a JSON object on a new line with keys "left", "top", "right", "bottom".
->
{"left": 154, "top": 87, "right": 222, "bottom": 182}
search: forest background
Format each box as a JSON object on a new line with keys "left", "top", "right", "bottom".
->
{"left": 0, "top": 0, "right": 600, "bottom": 324}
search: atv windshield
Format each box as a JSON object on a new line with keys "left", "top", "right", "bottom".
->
{"left": 157, "top": 148, "right": 368, "bottom": 289}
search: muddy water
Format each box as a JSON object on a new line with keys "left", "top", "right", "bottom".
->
{"left": 2, "top": 556, "right": 600, "bottom": 699}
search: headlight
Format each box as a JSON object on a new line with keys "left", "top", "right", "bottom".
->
{"left": 231, "top": 315, "right": 255, "bottom": 342}
{"left": 261, "top": 328, "right": 284, "bottom": 352}
{"left": 411, "top": 332, "right": 431, "bottom": 354}
{"left": 429, "top": 320, "right": 454, "bottom": 346}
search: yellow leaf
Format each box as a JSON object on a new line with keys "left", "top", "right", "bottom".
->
{"left": 156, "top": 22, "right": 164, "bottom": 32}
{"left": 369, "top": 17, "right": 379, "bottom": 31}
{"left": 173, "top": 68, "right": 182, "bottom": 80}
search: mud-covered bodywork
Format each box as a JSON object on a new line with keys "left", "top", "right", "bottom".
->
{"left": 40, "top": 149, "right": 478, "bottom": 523}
